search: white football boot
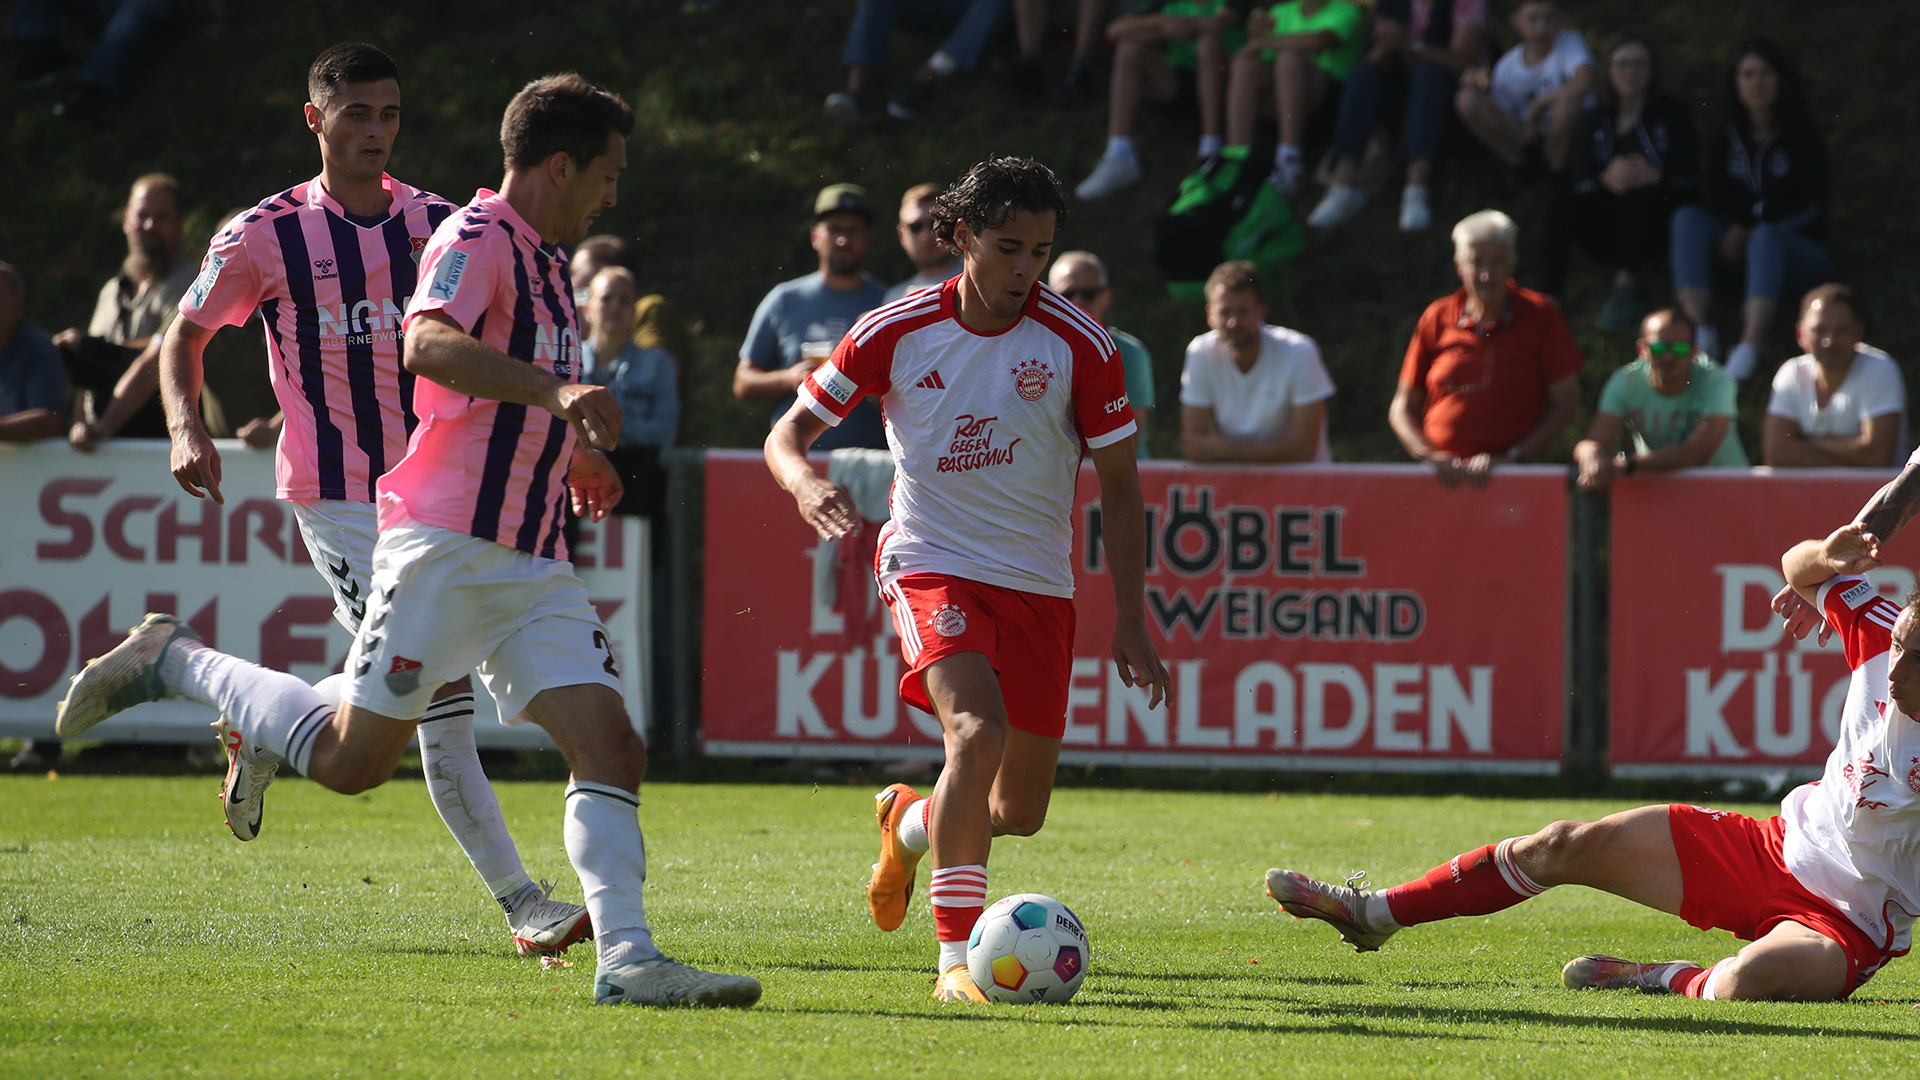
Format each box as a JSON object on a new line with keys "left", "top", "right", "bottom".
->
{"left": 508, "top": 879, "right": 594, "bottom": 957}
{"left": 594, "top": 955, "right": 763, "bottom": 1007}
{"left": 213, "top": 717, "right": 280, "bottom": 842}
{"left": 55, "top": 613, "right": 198, "bottom": 737}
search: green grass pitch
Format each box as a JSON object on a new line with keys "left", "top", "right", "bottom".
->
{"left": 3, "top": 775, "right": 1916, "bottom": 1078}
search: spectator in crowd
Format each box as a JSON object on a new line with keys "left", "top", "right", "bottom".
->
{"left": 0, "top": 262, "right": 69, "bottom": 442}
{"left": 1454, "top": 0, "right": 1592, "bottom": 174}
{"left": 1672, "top": 39, "right": 1830, "bottom": 381}
{"left": 1573, "top": 309, "right": 1746, "bottom": 491}
{"left": 9, "top": 0, "right": 181, "bottom": 120}
{"left": 584, "top": 266, "right": 681, "bottom": 517}
{"left": 734, "top": 184, "right": 888, "bottom": 451}
{"left": 826, "top": 0, "right": 1011, "bottom": 125}
{"left": 1012, "top": 0, "right": 1108, "bottom": 104}
{"left": 885, "top": 183, "right": 963, "bottom": 301}
{"left": 570, "top": 233, "right": 634, "bottom": 298}
{"left": 1048, "top": 251, "right": 1156, "bottom": 452}
{"left": 1306, "top": 0, "right": 1489, "bottom": 233}
{"left": 1540, "top": 32, "right": 1698, "bottom": 331}
{"left": 55, "top": 173, "right": 219, "bottom": 450}
{"left": 1217, "top": 0, "right": 1366, "bottom": 196}
{"left": 1763, "top": 284, "right": 1903, "bottom": 469}
{"left": 1391, "top": 210, "right": 1582, "bottom": 487}
{"left": 1179, "top": 260, "right": 1334, "bottom": 463}
{"left": 1073, "top": 1, "right": 1252, "bottom": 200}
{"left": 571, "top": 232, "right": 693, "bottom": 373}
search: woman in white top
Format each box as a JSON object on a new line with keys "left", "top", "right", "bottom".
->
{"left": 1762, "top": 284, "right": 1904, "bottom": 468}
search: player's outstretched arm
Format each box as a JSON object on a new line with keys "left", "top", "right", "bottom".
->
{"left": 1775, "top": 458, "right": 1920, "bottom": 642}
{"left": 765, "top": 400, "right": 859, "bottom": 541}
{"left": 1090, "top": 439, "right": 1171, "bottom": 709}
{"left": 160, "top": 316, "right": 224, "bottom": 503}
{"left": 404, "top": 312, "right": 622, "bottom": 451}
{"left": 1782, "top": 523, "right": 1883, "bottom": 605}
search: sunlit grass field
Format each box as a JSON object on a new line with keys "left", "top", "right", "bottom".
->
{"left": 3, "top": 776, "right": 1915, "bottom": 1078}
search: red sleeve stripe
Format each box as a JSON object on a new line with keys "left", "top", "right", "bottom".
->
{"left": 1035, "top": 284, "right": 1116, "bottom": 355}
{"left": 850, "top": 293, "right": 943, "bottom": 346}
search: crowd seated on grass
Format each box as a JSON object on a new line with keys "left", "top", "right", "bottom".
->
{"left": 1452, "top": 0, "right": 1591, "bottom": 178}
{"left": 1216, "top": 0, "right": 1365, "bottom": 198}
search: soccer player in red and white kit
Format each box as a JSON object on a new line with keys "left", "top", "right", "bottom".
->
{"left": 150, "top": 42, "right": 590, "bottom": 959}
{"left": 764, "top": 158, "right": 1172, "bottom": 1001}
{"left": 61, "top": 73, "right": 759, "bottom": 1007}
{"left": 1267, "top": 520, "right": 1920, "bottom": 1001}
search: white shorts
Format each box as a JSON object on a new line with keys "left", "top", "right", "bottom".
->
{"left": 292, "top": 500, "right": 379, "bottom": 633}
{"left": 342, "top": 523, "right": 622, "bottom": 722}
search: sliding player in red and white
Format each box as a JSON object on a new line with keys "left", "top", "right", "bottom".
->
{"left": 1268, "top": 521, "right": 1918, "bottom": 1001}
{"left": 764, "top": 157, "right": 1171, "bottom": 1002}
{"left": 151, "top": 43, "right": 588, "bottom": 958}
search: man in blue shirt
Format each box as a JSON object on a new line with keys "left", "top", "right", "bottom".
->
{"left": 733, "top": 184, "right": 889, "bottom": 451}
{"left": 0, "top": 262, "right": 68, "bottom": 443}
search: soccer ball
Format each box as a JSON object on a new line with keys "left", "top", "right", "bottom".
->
{"left": 966, "top": 893, "right": 1090, "bottom": 1004}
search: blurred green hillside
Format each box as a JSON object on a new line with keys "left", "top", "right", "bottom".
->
{"left": 1, "top": 0, "right": 1914, "bottom": 460}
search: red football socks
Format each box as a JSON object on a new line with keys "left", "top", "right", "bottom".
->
{"left": 1383, "top": 838, "right": 1546, "bottom": 927}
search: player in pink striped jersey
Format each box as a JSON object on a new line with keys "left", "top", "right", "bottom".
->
{"left": 764, "top": 158, "right": 1171, "bottom": 1001}
{"left": 155, "top": 43, "right": 590, "bottom": 957}
{"left": 83, "top": 69, "right": 757, "bottom": 1007}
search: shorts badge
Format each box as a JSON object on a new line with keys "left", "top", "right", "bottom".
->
{"left": 932, "top": 603, "right": 967, "bottom": 638}
{"left": 386, "top": 656, "right": 423, "bottom": 697}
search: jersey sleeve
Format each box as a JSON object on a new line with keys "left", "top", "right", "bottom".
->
{"left": 1073, "top": 339, "right": 1137, "bottom": 450}
{"left": 1858, "top": 354, "right": 1907, "bottom": 419}
{"left": 404, "top": 222, "right": 499, "bottom": 335}
{"left": 1595, "top": 365, "right": 1633, "bottom": 418}
{"left": 1178, "top": 336, "right": 1213, "bottom": 408}
{"left": 797, "top": 327, "right": 891, "bottom": 426}
{"left": 1765, "top": 360, "right": 1804, "bottom": 420}
{"left": 1817, "top": 574, "right": 1901, "bottom": 671}
{"left": 1291, "top": 337, "right": 1336, "bottom": 406}
{"left": 178, "top": 224, "right": 262, "bottom": 331}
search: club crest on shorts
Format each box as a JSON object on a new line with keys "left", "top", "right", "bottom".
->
{"left": 932, "top": 603, "right": 967, "bottom": 638}
{"left": 386, "top": 656, "right": 424, "bottom": 697}
{"left": 1011, "top": 358, "right": 1055, "bottom": 402}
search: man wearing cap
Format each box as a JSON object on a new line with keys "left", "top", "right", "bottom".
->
{"left": 734, "top": 183, "right": 890, "bottom": 450}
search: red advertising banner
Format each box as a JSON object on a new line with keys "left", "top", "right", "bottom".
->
{"left": 702, "top": 451, "right": 1567, "bottom": 773}
{"left": 1609, "top": 469, "right": 1903, "bottom": 779}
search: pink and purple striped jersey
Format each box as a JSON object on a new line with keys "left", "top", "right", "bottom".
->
{"left": 179, "top": 174, "right": 455, "bottom": 501}
{"left": 386, "top": 190, "right": 581, "bottom": 559}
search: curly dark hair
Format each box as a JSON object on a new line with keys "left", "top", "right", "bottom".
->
{"left": 930, "top": 157, "right": 1066, "bottom": 251}
{"left": 1717, "top": 38, "right": 1813, "bottom": 135}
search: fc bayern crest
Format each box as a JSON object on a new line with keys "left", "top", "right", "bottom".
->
{"left": 933, "top": 603, "right": 968, "bottom": 638}
{"left": 1907, "top": 757, "right": 1920, "bottom": 795}
{"left": 1011, "top": 358, "right": 1055, "bottom": 402}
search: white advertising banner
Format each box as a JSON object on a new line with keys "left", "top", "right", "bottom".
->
{"left": 0, "top": 440, "right": 647, "bottom": 749}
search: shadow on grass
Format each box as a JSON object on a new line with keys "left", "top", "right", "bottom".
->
{"left": 1189, "top": 1017, "right": 1495, "bottom": 1040}
{"left": 1278, "top": 1001, "right": 1920, "bottom": 1041}
{"left": 772, "top": 959, "right": 935, "bottom": 975}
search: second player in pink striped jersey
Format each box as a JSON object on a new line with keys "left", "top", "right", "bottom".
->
{"left": 182, "top": 175, "right": 454, "bottom": 501}
{"left": 388, "top": 190, "right": 582, "bottom": 559}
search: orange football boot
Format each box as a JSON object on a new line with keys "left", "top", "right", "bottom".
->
{"left": 866, "top": 782, "right": 924, "bottom": 931}
{"left": 932, "top": 964, "right": 988, "bottom": 1002}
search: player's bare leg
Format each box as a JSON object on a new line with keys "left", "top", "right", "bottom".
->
{"left": 988, "top": 727, "right": 1061, "bottom": 838}
{"left": 523, "top": 683, "right": 759, "bottom": 1007}
{"left": 1708, "top": 921, "right": 1850, "bottom": 1000}
{"left": 921, "top": 652, "right": 1011, "bottom": 1001}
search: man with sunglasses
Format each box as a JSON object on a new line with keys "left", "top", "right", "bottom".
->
{"left": 1573, "top": 308, "right": 1747, "bottom": 490}
{"left": 734, "top": 183, "right": 888, "bottom": 450}
{"left": 885, "top": 183, "right": 962, "bottom": 302}
{"left": 1048, "top": 250, "right": 1154, "bottom": 452}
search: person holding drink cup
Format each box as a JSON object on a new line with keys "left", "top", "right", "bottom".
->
{"left": 734, "top": 183, "right": 890, "bottom": 450}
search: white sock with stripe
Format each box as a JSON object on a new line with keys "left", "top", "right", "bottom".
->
{"left": 418, "top": 695, "right": 535, "bottom": 906}
{"left": 931, "top": 863, "right": 989, "bottom": 972}
{"left": 564, "top": 780, "right": 660, "bottom": 969}
{"left": 898, "top": 798, "right": 931, "bottom": 854}
{"left": 162, "top": 638, "right": 332, "bottom": 776}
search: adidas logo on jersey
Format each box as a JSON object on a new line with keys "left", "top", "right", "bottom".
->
{"left": 915, "top": 371, "right": 947, "bottom": 390}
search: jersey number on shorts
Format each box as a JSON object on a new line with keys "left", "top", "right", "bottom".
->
{"left": 592, "top": 630, "right": 620, "bottom": 678}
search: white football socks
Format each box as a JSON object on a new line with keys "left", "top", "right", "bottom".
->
{"left": 938, "top": 939, "right": 969, "bottom": 973}
{"left": 419, "top": 695, "right": 536, "bottom": 906}
{"left": 565, "top": 780, "right": 660, "bottom": 969}
{"left": 162, "top": 638, "right": 332, "bottom": 776}
{"left": 1363, "top": 892, "right": 1403, "bottom": 931}
{"left": 1105, "top": 135, "right": 1136, "bottom": 162}
{"left": 1198, "top": 134, "right": 1223, "bottom": 158}
{"left": 898, "top": 797, "right": 930, "bottom": 854}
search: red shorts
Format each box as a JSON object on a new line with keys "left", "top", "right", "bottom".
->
{"left": 881, "top": 573, "right": 1075, "bottom": 739}
{"left": 1668, "top": 804, "right": 1890, "bottom": 997}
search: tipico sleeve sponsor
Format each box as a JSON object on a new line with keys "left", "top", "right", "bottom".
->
{"left": 404, "top": 220, "right": 496, "bottom": 335}
{"left": 1817, "top": 574, "right": 1901, "bottom": 671}
{"left": 1071, "top": 332, "right": 1136, "bottom": 450}
{"left": 179, "top": 225, "right": 260, "bottom": 331}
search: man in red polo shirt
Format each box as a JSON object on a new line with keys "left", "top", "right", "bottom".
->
{"left": 1389, "top": 209, "right": 1583, "bottom": 487}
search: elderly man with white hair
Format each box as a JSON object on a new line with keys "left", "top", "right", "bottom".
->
{"left": 1389, "top": 209, "right": 1583, "bottom": 487}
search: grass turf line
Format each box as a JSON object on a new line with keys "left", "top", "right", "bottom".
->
{"left": 2, "top": 777, "right": 1914, "bottom": 1078}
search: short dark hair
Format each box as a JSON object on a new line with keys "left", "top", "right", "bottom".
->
{"left": 1799, "top": 282, "right": 1861, "bottom": 324}
{"left": 575, "top": 234, "right": 635, "bottom": 268}
{"left": 308, "top": 42, "right": 400, "bottom": 106}
{"left": 1638, "top": 307, "right": 1693, "bottom": 338}
{"left": 930, "top": 158, "right": 1066, "bottom": 251}
{"left": 1718, "top": 39, "right": 1813, "bottom": 134}
{"left": 500, "top": 73, "right": 635, "bottom": 173}
{"left": 1205, "top": 260, "right": 1262, "bottom": 302}
{"left": 1595, "top": 32, "right": 1662, "bottom": 113}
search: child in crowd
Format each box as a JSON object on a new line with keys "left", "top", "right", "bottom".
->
{"left": 1456, "top": 0, "right": 1593, "bottom": 173}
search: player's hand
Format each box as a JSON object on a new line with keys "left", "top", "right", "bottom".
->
{"left": 567, "top": 447, "right": 624, "bottom": 523}
{"left": 1772, "top": 583, "right": 1832, "bottom": 647}
{"left": 170, "top": 423, "right": 225, "bottom": 504}
{"left": 1822, "top": 522, "right": 1883, "bottom": 576}
{"left": 1112, "top": 621, "right": 1171, "bottom": 711}
{"left": 548, "top": 382, "right": 623, "bottom": 452}
{"left": 793, "top": 473, "right": 861, "bottom": 541}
